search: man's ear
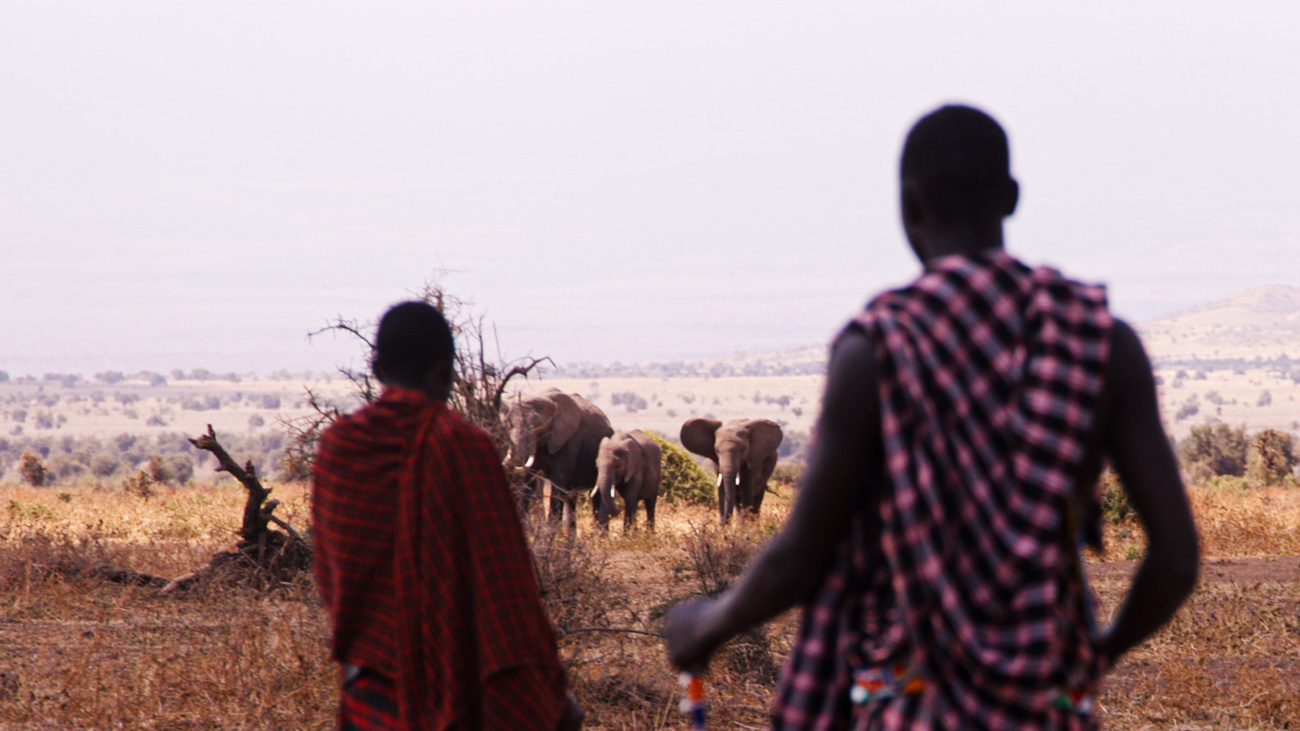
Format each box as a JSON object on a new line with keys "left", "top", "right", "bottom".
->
{"left": 1003, "top": 178, "right": 1019, "bottom": 217}
{"left": 372, "top": 359, "right": 389, "bottom": 385}
{"left": 436, "top": 360, "right": 454, "bottom": 386}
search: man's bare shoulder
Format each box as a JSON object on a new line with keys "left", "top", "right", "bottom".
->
{"left": 831, "top": 326, "right": 878, "bottom": 377}
{"left": 1106, "top": 317, "right": 1156, "bottom": 394}
{"left": 818, "top": 327, "right": 880, "bottom": 439}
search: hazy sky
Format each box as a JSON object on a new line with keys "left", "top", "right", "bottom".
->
{"left": 3, "top": 2, "right": 1298, "bottom": 376}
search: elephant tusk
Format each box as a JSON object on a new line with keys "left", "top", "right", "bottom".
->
{"left": 610, "top": 486, "right": 617, "bottom": 500}
{"left": 524, "top": 455, "right": 535, "bottom": 468}
{"left": 590, "top": 486, "right": 600, "bottom": 499}
{"left": 715, "top": 473, "right": 723, "bottom": 488}
{"left": 735, "top": 474, "right": 741, "bottom": 487}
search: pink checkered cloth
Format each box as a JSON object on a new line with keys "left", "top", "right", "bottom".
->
{"left": 772, "top": 250, "right": 1112, "bottom": 730}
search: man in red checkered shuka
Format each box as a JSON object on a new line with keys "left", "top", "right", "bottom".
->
{"left": 312, "top": 301, "right": 584, "bottom": 731}
{"left": 664, "top": 105, "right": 1200, "bottom": 730}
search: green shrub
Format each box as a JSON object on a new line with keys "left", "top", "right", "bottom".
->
{"left": 90, "top": 453, "right": 122, "bottom": 479}
{"left": 169, "top": 454, "right": 195, "bottom": 485}
{"left": 778, "top": 430, "right": 810, "bottom": 461}
{"left": 645, "top": 432, "right": 715, "bottom": 506}
{"left": 1245, "top": 429, "right": 1297, "bottom": 486}
{"left": 123, "top": 469, "right": 155, "bottom": 499}
{"left": 46, "top": 453, "right": 85, "bottom": 482}
{"left": 7, "top": 499, "right": 54, "bottom": 521}
{"left": 1098, "top": 470, "right": 1134, "bottom": 524}
{"left": 1201, "top": 474, "right": 1252, "bottom": 495}
{"left": 146, "top": 453, "right": 173, "bottom": 485}
{"left": 19, "top": 449, "right": 46, "bottom": 486}
{"left": 771, "top": 460, "right": 803, "bottom": 487}
{"left": 1179, "top": 422, "right": 1249, "bottom": 477}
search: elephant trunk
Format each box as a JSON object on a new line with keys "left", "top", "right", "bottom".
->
{"left": 506, "top": 428, "right": 539, "bottom": 471}
{"left": 593, "top": 466, "right": 619, "bottom": 528}
{"left": 717, "top": 457, "right": 743, "bottom": 524}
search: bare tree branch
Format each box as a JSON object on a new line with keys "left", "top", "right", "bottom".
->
{"left": 189, "top": 424, "right": 271, "bottom": 543}
{"left": 284, "top": 269, "right": 553, "bottom": 480}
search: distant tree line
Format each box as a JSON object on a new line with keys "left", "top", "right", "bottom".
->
{"left": 548, "top": 358, "right": 827, "bottom": 379}
{"left": 1, "top": 430, "right": 298, "bottom": 488}
{"left": 1154, "top": 354, "right": 1300, "bottom": 382}
{"left": 0, "top": 369, "right": 338, "bottom": 387}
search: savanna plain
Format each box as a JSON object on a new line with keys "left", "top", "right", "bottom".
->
{"left": 2, "top": 285, "right": 1300, "bottom": 729}
{"left": 1, "top": 477, "right": 1298, "bottom": 729}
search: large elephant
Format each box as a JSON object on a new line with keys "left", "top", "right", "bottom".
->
{"left": 506, "top": 388, "right": 614, "bottom": 531}
{"left": 591, "top": 430, "right": 662, "bottom": 532}
{"left": 680, "top": 417, "right": 783, "bottom": 524}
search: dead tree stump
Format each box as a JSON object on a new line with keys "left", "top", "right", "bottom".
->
{"left": 161, "top": 425, "right": 312, "bottom": 593}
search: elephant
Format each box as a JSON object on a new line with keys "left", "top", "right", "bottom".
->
{"left": 590, "top": 430, "right": 662, "bottom": 532}
{"left": 505, "top": 388, "right": 614, "bottom": 531}
{"left": 680, "top": 417, "right": 783, "bottom": 524}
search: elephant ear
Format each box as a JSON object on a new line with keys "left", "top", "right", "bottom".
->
{"left": 523, "top": 392, "right": 556, "bottom": 420}
{"left": 680, "top": 418, "right": 721, "bottom": 464}
{"left": 744, "top": 419, "right": 784, "bottom": 467}
{"left": 623, "top": 434, "right": 644, "bottom": 482}
{"left": 546, "top": 392, "right": 585, "bottom": 454}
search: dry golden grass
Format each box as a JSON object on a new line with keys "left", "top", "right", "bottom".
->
{"left": 0, "top": 479, "right": 1297, "bottom": 729}
{"left": 0, "top": 481, "right": 332, "bottom": 729}
{"left": 1100, "top": 483, "right": 1300, "bottom": 561}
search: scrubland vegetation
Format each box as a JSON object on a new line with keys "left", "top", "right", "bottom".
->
{"left": 1, "top": 460, "right": 1297, "bottom": 729}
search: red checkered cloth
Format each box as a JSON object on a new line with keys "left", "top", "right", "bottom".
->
{"left": 771, "top": 250, "right": 1112, "bottom": 730}
{"left": 339, "top": 666, "right": 398, "bottom": 731}
{"left": 313, "top": 388, "right": 568, "bottom": 730}
{"left": 336, "top": 664, "right": 569, "bottom": 731}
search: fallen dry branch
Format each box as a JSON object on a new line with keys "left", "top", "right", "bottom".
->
{"left": 159, "top": 425, "right": 312, "bottom": 594}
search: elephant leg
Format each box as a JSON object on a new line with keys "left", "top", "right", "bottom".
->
{"left": 623, "top": 488, "right": 637, "bottom": 532}
{"left": 750, "top": 481, "right": 766, "bottom": 515}
{"left": 644, "top": 497, "right": 656, "bottom": 532}
{"left": 563, "top": 489, "right": 579, "bottom": 534}
{"left": 751, "top": 459, "right": 775, "bottom": 515}
{"left": 547, "top": 487, "right": 566, "bottom": 525}
{"left": 738, "top": 465, "right": 754, "bottom": 515}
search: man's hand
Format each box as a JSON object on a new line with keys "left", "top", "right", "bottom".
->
{"left": 662, "top": 331, "right": 880, "bottom": 674}
{"left": 556, "top": 691, "right": 585, "bottom": 731}
{"left": 663, "top": 598, "right": 720, "bottom": 672}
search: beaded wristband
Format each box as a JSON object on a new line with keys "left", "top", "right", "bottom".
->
{"left": 678, "top": 673, "right": 705, "bottom": 730}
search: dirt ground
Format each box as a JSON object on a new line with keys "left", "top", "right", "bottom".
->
{"left": 1087, "top": 556, "right": 1300, "bottom": 729}
{"left": 0, "top": 483, "right": 1297, "bottom": 729}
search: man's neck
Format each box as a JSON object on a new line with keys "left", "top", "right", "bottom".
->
{"left": 381, "top": 381, "right": 450, "bottom": 402}
{"left": 917, "top": 224, "right": 1005, "bottom": 264}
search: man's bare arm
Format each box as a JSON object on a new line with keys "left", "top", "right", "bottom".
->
{"left": 1098, "top": 319, "right": 1199, "bottom": 664}
{"left": 664, "top": 330, "right": 882, "bottom": 670}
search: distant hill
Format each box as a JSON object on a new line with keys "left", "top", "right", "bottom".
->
{"left": 548, "top": 344, "right": 828, "bottom": 379}
{"left": 1139, "top": 285, "right": 1300, "bottom": 365}
{"left": 551, "top": 284, "right": 1300, "bottom": 378}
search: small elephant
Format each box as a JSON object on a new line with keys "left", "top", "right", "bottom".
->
{"left": 680, "top": 417, "right": 783, "bottom": 524}
{"left": 591, "top": 430, "right": 662, "bottom": 532}
{"left": 506, "top": 389, "right": 614, "bottom": 531}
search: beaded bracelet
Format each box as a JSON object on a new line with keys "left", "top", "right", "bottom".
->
{"left": 678, "top": 673, "right": 705, "bottom": 730}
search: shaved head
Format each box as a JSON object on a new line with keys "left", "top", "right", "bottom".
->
{"left": 373, "top": 301, "right": 455, "bottom": 389}
{"left": 901, "top": 105, "right": 1012, "bottom": 225}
